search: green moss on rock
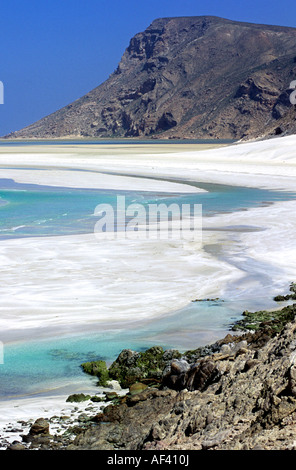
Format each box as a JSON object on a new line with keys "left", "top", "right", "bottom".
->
{"left": 274, "top": 283, "right": 296, "bottom": 302}
{"left": 108, "top": 346, "right": 182, "bottom": 388}
{"left": 231, "top": 304, "right": 296, "bottom": 333}
{"left": 81, "top": 360, "right": 109, "bottom": 387}
{"left": 66, "top": 393, "right": 91, "bottom": 403}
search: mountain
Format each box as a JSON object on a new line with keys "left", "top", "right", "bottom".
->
{"left": 4, "top": 16, "right": 296, "bottom": 140}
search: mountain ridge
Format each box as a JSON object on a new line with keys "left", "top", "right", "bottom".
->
{"left": 4, "top": 15, "right": 296, "bottom": 140}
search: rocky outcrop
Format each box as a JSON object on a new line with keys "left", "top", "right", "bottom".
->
{"left": 107, "top": 346, "right": 182, "bottom": 388}
{"left": 65, "top": 316, "right": 296, "bottom": 450}
{"left": 6, "top": 302, "right": 296, "bottom": 451}
{"left": 29, "top": 418, "right": 50, "bottom": 437}
{"left": 4, "top": 16, "right": 296, "bottom": 140}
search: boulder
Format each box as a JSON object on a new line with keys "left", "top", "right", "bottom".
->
{"left": 66, "top": 393, "right": 91, "bottom": 403}
{"left": 108, "top": 346, "right": 181, "bottom": 388}
{"left": 29, "top": 418, "right": 50, "bottom": 436}
{"left": 81, "top": 360, "right": 109, "bottom": 387}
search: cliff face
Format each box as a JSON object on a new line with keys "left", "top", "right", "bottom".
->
{"left": 5, "top": 16, "right": 296, "bottom": 140}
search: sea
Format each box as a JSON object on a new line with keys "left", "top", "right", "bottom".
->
{"left": 0, "top": 141, "right": 296, "bottom": 399}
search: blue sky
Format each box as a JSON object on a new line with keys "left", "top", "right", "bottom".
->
{"left": 0, "top": 0, "right": 296, "bottom": 137}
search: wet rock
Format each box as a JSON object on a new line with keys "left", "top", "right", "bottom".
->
{"left": 77, "top": 413, "right": 90, "bottom": 423}
{"left": 90, "top": 395, "right": 104, "bottom": 403}
{"left": 66, "top": 393, "right": 91, "bottom": 403}
{"left": 107, "top": 346, "right": 181, "bottom": 388}
{"left": 29, "top": 418, "right": 50, "bottom": 436}
{"left": 80, "top": 360, "right": 109, "bottom": 386}
{"left": 104, "top": 392, "right": 119, "bottom": 401}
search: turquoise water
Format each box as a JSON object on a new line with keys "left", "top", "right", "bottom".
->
{"left": 0, "top": 179, "right": 156, "bottom": 239}
{"left": 1, "top": 175, "right": 296, "bottom": 398}
{"left": 0, "top": 176, "right": 296, "bottom": 240}
{"left": 0, "top": 299, "right": 245, "bottom": 398}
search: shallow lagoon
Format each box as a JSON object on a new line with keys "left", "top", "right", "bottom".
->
{"left": 0, "top": 175, "right": 295, "bottom": 398}
{"left": 0, "top": 176, "right": 295, "bottom": 239}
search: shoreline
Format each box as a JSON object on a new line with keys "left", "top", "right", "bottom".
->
{"left": 1, "top": 299, "right": 295, "bottom": 450}
{"left": 0, "top": 138, "right": 295, "bottom": 349}
{"left": 0, "top": 136, "right": 296, "bottom": 448}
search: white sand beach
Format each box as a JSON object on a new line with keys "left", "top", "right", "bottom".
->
{"left": 0, "top": 135, "right": 296, "bottom": 443}
{"left": 0, "top": 137, "right": 295, "bottom": 341}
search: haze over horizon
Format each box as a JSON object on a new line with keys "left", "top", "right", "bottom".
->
{"left": 0, "top": 0, "right": 295, "bottom": 137}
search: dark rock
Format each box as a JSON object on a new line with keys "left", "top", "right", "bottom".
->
{"left": 90, "top": 395, "right": 104, "bottom": 402}
{"left": 108, "top": 346, "right": 180, "bottom": 388}
{"left": 29, "top": 418, "right": 50, "bottom": 436}
{"left": 186, "top": 360, "right": 221, "bottom": 391}
{"left": 65, "top": 318, "right": 296, "bottom": 450}
{"left": 155, "top": 112, "right": 177, "bottom": 132}
{"left": 80, "top": 360, "right": 109, "bottom": 386}
{"left": 164, "top": 358, "right": 221, "bottom": 392}
{"left": 66, "top": 393, "right": 91, "bottom": 403}
{"left": 104, "top": 392, "right": 119, "bottom": 401}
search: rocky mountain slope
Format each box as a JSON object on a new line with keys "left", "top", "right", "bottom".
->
{"left": 4, "top": 16, "right": 296, "bottom": 140}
